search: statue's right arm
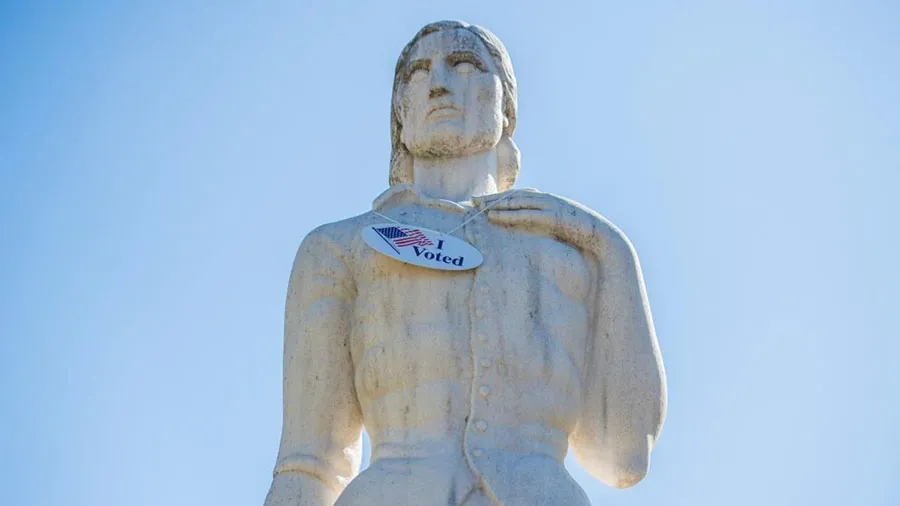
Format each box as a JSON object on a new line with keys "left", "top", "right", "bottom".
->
{"left": 264, "top": 228, "right": 363, "bottom": 506}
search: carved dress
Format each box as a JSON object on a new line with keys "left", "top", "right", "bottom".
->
{"left": 269, "top": 184, "right": 666, "bottom": 506}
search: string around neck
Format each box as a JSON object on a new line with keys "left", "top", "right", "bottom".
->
{"left": 371, "top": 189, "right": 523, "bottom": 236}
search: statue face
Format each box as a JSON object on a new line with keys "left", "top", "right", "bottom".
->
{"left": 397, "top": 29, "right": 505, "bottom": 159}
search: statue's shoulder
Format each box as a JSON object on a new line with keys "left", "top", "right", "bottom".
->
{"left": 296, "top": 211, "right": 378, "bottom": 258}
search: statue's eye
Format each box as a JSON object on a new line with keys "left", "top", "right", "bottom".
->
{"left": 448, "top": 52, "right": 486, "bottom": 74}
{"left": 408, "top": 67, "right": 429, "bottom": 82}
{"left": 454, "top": 61, "right": 476, "bottom": 75}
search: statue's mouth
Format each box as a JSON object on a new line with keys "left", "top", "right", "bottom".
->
{"left": 428, "top": 103, "right": 461, "bottom": 117}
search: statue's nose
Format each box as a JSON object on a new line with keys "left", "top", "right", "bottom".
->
{"left": 428, "top": 63, "right": 452, "bottom": 99}
{"left": 429, "top": 85, "right": 450, "bottom": 99}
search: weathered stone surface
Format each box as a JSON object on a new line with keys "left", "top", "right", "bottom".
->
{"left": 264, "top": 20, "right": 666, "bottom": 506}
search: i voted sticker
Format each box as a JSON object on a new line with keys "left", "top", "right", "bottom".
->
{"left": 362, "top": 223, "right": 483, "bottom": 271}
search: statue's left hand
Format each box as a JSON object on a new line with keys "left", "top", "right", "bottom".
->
{"left": 477, "top": 189, "right": 613, "bottom": 252}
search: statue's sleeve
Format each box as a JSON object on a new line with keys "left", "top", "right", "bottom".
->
{"left": 570, "top": 222, "right": 667, "bottom": 489}
{"left": 265, "top": 227, "right": 363, "bottom": 506}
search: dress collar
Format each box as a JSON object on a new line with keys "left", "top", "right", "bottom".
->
{"left": 372, "top": 184, "right": 473, "bottom": 214}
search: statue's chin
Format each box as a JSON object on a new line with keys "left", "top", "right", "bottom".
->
{"left": 408, "top": 131, "right": 499, "bottom": 159}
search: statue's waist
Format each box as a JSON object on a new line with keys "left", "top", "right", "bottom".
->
{"left": 369, "top": 421, "right": 569, "bottom": 462}
{"left": 346, "top": 404, "right": 587, "bottom": 505}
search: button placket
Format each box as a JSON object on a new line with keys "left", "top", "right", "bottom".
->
{"left": 465, "top": 212, "right": 495, "bottom": 456}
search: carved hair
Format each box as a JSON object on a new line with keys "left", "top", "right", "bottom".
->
{"left": 390, "top": 20, "right": 520, "bottom": 191}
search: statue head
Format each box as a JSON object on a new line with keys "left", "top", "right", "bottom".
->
{"left": 390, "top": 20, "right": 520, "bottom": 192}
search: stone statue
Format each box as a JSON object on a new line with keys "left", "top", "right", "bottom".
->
{"left": 264, "top": 20, "right": 667, "bottom": 506}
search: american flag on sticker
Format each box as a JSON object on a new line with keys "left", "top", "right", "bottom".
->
{"left": 373, "top": 226, "right": 434, "bottom": 248}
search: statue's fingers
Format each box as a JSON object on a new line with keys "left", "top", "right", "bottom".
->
{"left": 473, "top": 189, "right": 517, "bottom": 207}
{"left": 473, "top": 188, "right": 540, "bottom": 208}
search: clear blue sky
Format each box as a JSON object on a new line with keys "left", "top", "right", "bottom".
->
{"left": 2, "top": 1, "right": 898, "bottom": 505}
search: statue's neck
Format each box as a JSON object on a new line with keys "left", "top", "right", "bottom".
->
{"left": 412, "top": 149, "right": 499, "bottom": 203}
